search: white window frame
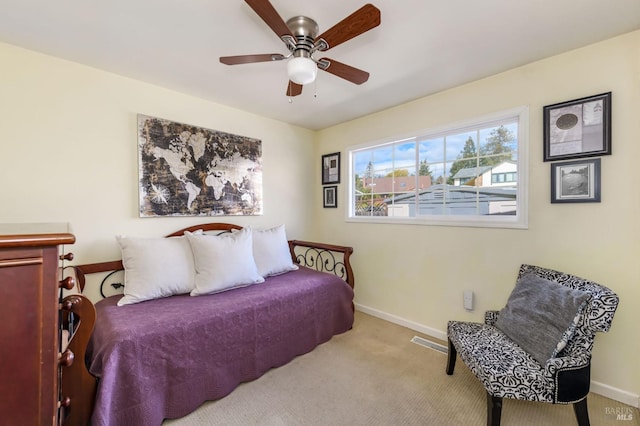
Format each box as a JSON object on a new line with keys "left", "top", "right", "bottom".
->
{"left": 346, "top": 106, "right": 529, "bottom": 229}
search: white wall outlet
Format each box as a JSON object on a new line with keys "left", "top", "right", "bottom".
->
{"left": 463, "top": 290, "right": 474, "bottom": 310}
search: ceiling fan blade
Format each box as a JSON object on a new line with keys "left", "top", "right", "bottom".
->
{"left": 318, "top": 58, "right": 369, "bottom": 85}
{"left": 245, "top": 0, "right": 294, "bottom": 39}
{"left": 219, "top": 53, "right": 286, "bottom": 65}
{"left": 314, "top": 4, "right": 381, "bottom": 51}
{"left": 286, "top": 81, "right": 303, "bottom": 97}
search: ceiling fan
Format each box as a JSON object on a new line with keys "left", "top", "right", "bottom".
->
{"left": 219, "top": 0, "right": 381, "bottom": 97}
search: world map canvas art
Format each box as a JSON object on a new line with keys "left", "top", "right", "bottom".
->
{"left": 137, "top": 115, "right": 262, "bottom": 217}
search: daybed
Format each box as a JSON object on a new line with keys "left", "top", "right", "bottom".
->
{"left": 71, "top": 223, "right": 355, "bottom": 426}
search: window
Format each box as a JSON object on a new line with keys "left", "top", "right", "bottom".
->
{"left": 492, "top": 172, "right": 517, "bottom": 184}
{"left": 348, "top": 107, "right": 528, "bottom": 228}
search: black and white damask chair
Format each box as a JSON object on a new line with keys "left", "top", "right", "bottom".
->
{"left": 446, "top": 264, "right": 619, "bottom": 426}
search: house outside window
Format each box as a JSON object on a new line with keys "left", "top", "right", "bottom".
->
{"left": 348, "top": 106, "right": 528, "bottom": 228}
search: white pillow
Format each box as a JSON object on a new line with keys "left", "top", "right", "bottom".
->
{"left": 248, "top": 225, "right": 299, "bottom": 277}
{"left": 186, "top": 228, "right": 264, "bottom": 296}
{"left": 116, "top": 234, "right": 196, "bottom": 306}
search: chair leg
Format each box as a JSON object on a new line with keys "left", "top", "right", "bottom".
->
{"left": 573, "top": 398, "right": 590, "bottom": 426}
{"left": 446, "top": 338, "right": 457, "bottom": 375}
{"left": 486, "top": 393, "right": 502, "bottom": 426}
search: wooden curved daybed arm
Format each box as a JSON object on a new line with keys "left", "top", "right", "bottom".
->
{"left": 59, "top": 294, "right": 97, "bottom": 426}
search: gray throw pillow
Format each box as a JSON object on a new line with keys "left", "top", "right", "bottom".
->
{"left": 494, "top": 273, "right": 591, "bottom": 365}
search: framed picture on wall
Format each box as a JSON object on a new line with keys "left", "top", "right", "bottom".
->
{"left": 137, "top": 114, "right": 263, "bottom": 217}
{"left": 551, "top": 158, "right": 601, "bottom": 203}
{"left": 322, "top": 152, "right": 340, "bottom": 184}
{"left": 543, "top": 92, "right": 611, "bottom": 161}
{"left": 323, "top": 186, "right": 338, "bottom": 208}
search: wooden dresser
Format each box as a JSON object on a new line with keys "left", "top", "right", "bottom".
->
{"left": 0, "top": 224, "right": 75, "bottom": 426}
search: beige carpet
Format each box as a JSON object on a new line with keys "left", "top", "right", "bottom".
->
{"left": 164, "top": 311, "right": 638, "bottom": 426}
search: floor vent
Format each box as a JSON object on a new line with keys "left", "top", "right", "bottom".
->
{"left": 411, "top": 336, "right": 448, "bottom": 354}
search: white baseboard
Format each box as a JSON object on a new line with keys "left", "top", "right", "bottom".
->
{"left": 590, "top": 381, "right": 640, "bottom": 408}
{"left": 354, "top": 303, "right": 639, "bottom": 408}
{"left": 355, "top": 303, "right": 447, "bottom": 342}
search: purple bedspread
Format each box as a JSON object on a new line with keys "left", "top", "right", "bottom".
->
{"left": 87, "top": 267, "right": 354, "bottom": 426}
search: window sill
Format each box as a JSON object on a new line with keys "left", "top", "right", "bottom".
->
{"left": 345, "top": 215, "right": 528, "bottom": 230}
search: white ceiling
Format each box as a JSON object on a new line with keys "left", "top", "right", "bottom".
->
{"left": 2, "top": 0, "right": 639, "bottom": 130}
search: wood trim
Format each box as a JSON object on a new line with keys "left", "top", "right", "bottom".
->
{"left": 0, "top": 257, "right": 43, "bottom": 268}
{"left": 165, "top": 222, "right": 242, "bottom": 237}
{"left": 0, "top": 233, "right": 75, "bottom": 248}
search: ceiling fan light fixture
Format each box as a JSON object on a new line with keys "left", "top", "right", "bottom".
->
{"left": 287, "top": 56, "right": 317, "bottom": 85}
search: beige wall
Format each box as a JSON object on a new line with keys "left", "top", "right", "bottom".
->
{"left": 315, "top": 31, "right": 640, "bottom": 404}
{"left": 0, "top": 42, "right": 316, "bottom": 301}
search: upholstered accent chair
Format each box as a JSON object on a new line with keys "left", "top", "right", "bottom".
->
{"left": 446, "top": 264, "right": 619, "bottom": 426}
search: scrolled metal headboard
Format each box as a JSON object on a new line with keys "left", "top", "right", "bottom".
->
{"left": 72, "top": 224, "right": 355, "bottom": 299}
{"left": 288, "top": 240, "right": 354, "bottom": 289}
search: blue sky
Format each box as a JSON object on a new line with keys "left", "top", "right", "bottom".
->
{"left": 353, "top": 122, "right": 518, "bottom": 181}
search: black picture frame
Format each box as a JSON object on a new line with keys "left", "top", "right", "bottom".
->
{"left": 551, "top": 158, "right": 601, "bottom": 203}
{"left": 321, "top": 152, "right": 340, "bottom": 184}
{"left": 323, "top": 185, "right": 338, "bottom": 208}
{"left": 543, "top": 92, "right": 611, "bottom": 162}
